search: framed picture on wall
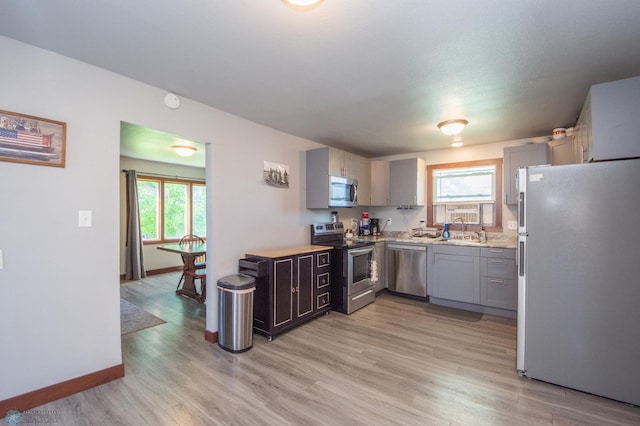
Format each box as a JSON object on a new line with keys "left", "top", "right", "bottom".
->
{"left": 0, "top": 109, "right": 66, "bottom": 168}
{"left": 263, "top": 161, "right": 289, "bottom": 188}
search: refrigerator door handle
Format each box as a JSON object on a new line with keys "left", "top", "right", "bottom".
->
{"left": 518, "top": 191, "right": 525, "bottom": 230}
{"left": 519, "top": 240, "right": 525, "bottom": 277}
{"left": 517, "top": 167, "right": 527, "bottom": 234}
{"left": 516, "top": 235, "right": 527, "bottom": 375}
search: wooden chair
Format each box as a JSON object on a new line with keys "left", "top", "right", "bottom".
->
{"left": 177, "top": 235, "right": 207, "bottom": 300}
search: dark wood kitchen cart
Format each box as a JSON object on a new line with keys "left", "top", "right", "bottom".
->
{"left": 242, "top": 245, "right": 332, "bottom": 341}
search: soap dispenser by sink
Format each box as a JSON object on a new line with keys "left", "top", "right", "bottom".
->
{"left": 442, "top": 223, "right": 450, "bottom": 240}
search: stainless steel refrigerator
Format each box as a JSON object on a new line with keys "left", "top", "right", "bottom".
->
{"left": 516, "top": 159, "right": 640, "bottom": 406}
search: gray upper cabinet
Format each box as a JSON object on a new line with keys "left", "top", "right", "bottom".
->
{"left": 503, "top": 143, "right": 549, "bottom": 205}
{"left": 576, "top": 76, "right": 640, "bottom": 162}
{"left": 389, "top": 157, "right": 426, "bottom": 207}
{"left": 356, "top": 156, "right": 371, "bottom": 206}
{"left": 306, "top": 147, "right": 371, "bottom": 208}
{"left": 370, "top": 160, "right": 390, "bottom": 206}
{"left": 550, "top": 136, "right": 581, "bottom": 165}
{"left": 327, "top": 147, "right": 359, "bottom": 179}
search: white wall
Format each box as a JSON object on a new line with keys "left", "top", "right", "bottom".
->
{"left": 119, "top": 156, "right": 206, "bottom": 274}
{"left": 0, "top": 35, "right": 327, "bottom": 401}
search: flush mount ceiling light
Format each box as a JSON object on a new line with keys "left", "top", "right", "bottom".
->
{"left": 283, "top": 0, "right": 323, "bottom": 9}
{"left": 172, "top": 145, "right": 197, "bottom": 157}
{"left": 451, "top": 141, "right": 464, "bottom": 148}
{"left": 438, "top": 119, "right": 468, "bottom": 136}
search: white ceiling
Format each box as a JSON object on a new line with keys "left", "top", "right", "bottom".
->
{"left": 1, "top": 0, "right": 640, "bottom": 163}
{"left": 120, "top": 122, "right": 206, "bottom": 167}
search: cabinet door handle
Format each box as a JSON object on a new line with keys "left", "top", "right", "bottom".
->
{"left": 489, "top": 279, "right": 505, "bottom": 284}
{"left": 490, "top": 249, "right": 504, "bottom": 253}
{"left": 489, "top": 260, "right": 506, "bottom": 264}
{"left": 292, "top": 287, "right": 296, "bottom": 293}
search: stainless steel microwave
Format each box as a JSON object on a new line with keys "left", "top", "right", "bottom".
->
{"left": 329, "top": 175, "right": 358, "bottom": 207}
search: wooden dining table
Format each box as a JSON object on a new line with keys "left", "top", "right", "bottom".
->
{"left": 158, "top": 243, "right": 206, "bottom": 302}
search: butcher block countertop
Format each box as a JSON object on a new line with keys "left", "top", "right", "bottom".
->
{"left": 245, "top": 245, "right": 333, "bottom": 259}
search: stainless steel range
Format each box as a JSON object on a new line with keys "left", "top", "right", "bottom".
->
{"left": 310, "top": 222, "right": 376, "bottom": 314}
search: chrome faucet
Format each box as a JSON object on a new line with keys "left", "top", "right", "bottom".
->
{"left": 453, "top": 217, "right": 466, "bottom": 239}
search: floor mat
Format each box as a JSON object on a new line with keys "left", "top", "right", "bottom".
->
{"left": 120, "top": 299, "right": 166, "bottom": 335}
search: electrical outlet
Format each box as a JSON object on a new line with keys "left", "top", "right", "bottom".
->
{"left": 507, "top": 220, "right": 517, "bottom": 230}
{"left": 386, "top": 218, "right": 392, "bottom": 226}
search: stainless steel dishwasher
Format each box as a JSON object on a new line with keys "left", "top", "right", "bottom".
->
{"left": 387, "top": 243, "right": 427, "bottom": 298}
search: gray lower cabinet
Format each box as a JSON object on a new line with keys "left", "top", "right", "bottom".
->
{"left": 429, "top": 244, "right": 516, "bottom": 317}
{"left": 479, "top": 247, "right": 517, "bottom": 310}
{"left": 430, "top": 245, "right": 480, "bottom": 304}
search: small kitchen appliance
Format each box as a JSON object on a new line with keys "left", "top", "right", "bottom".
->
{"left": 328, "top": 176, "right": 358, "bottom": 207}
{"left": 311, "top": 222, "right": 375, "bottom": 314}
{"left": 370, "top": 218, "right": 380, "bottom": 235}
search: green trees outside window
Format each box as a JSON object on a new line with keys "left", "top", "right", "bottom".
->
{"left": 137, "top": 176, "right": 206, "bottom": 243}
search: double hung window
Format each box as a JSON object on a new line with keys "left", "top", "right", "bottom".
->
{"left": 427, "top": 159, "right": 502, "bottom": 231}
{"left": 137, "top": 176, "right": 206, "bottom": 243}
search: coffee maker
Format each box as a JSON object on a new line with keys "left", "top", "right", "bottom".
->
{"left": 370, "top": 218, "right": 380, "bottom": 236}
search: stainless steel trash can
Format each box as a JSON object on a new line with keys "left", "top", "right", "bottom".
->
{"left": 217, "top": 274, "right": 256, "bottom": 353}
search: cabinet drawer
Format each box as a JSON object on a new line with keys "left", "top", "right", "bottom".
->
{"left": 480, "top": 247, "right": 515, "bottom": 259}
{"left": 433, "top": 245, "right": 481, "bottom": 256}
{"left": 317, "top": 252, "right": 330, "bottom": 268}
{"left": 317, "top": 292, "right": 330, "bottom": 310}
{"left": 480, "top": 277, "right": 516, "bottom": 310}
{"left": 317, "top": 272, "right": 330, "bottom": 289}
{"left": 480, "top": 257, "right": 516, "bottom": 279}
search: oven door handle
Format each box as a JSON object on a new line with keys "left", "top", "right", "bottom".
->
{"left": 348, "top": 247, "right": 374, "bottom": 256}
{"left": 352, "top": 289, "right": 374, "bottom": 301}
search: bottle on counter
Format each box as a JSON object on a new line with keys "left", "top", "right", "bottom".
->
{"left": 361, "top": 211, "right": 370, "bottom": 236}
{"left": 442, "top": 223, "right": 450, "bottom": 240}
{"left": 478, "top": 226, "right": 486, "bottom": 242}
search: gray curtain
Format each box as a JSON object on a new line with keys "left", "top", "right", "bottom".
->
{"left": 125, "top": 170, "right": 146, "bottom": 280}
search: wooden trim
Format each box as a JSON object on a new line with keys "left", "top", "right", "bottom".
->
{"left": 120, "top": 266, "right": 182, "bottom": 281}
{"left": 147, "top": 266, "right": 183, "bottom": 276}
{"left": 0, "top": 364, "right": 124, "bottom": 413}
{"left": 204, "top": 329, "right": 219, "bottom": 344}
{"left": 427, "top": 158, "right": 503, "bottom": 232}
{"left": 136, "top": 175, "right": 205, "bottom": 241}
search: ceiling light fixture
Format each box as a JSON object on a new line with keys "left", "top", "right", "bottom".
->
{"left": 172, "top": 145, "right": 197, "bottom": 157}
{"left": 451, "top": 141, "right": 464, "bottom": 148}
{"left": 283, "top": 0, "right": 323, "bottom": 9}
{"left": 438, "top": 119, "right": 468, "bottom": 136}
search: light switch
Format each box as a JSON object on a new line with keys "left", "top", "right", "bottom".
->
{"left": 79, "top": 210, "right": 93, "bottom": 227}
{"left": 507, "top": 220, "right": 517, "bottom": 230}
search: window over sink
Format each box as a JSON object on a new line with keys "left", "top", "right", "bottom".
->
{"left": 427, "top": 159, "right": 503, "bottom": 232}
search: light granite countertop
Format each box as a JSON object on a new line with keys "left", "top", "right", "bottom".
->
{"left": 347, "top": 233, "right": 517, "bottom": 249}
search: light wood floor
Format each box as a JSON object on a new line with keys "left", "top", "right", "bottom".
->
{"left": 36, "top": 272, "right": 639, "bottom": 425}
